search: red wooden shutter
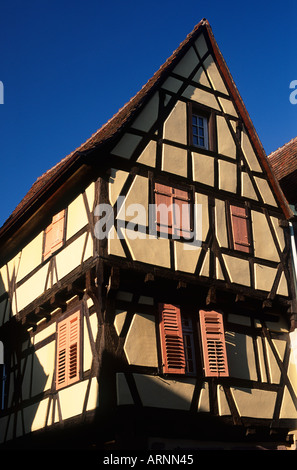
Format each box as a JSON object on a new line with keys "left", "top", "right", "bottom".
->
{"left": 172, "top": 188, "right": 191, "bottom": 238}
{"left": 43, "top": 210, "right": 65, "bottom": 260}
{"left": 154, "top": 183, "right": 191, "bottom": 238}
{"left": 56, "top": 320, "right": 68, "bottom": 389}
{"left": 230, "top": 205, "right": 250, "bottom": 253}
{"left": 51, "top": 210, "right": 65, "bottom": 252}
{"left": 56, "top": 310, "right": 80, "bottom": 389}
{"left": 154, "top": 183, "right": 173, "bottom": 234}
{"left": 159, "top": 303, "right": 186, "bottom": 374}
{"left": 199, "top": 310, "right": 229, "bottom": 377}
{"left": 43, "top": 224, "right": 53, "bottom": 260}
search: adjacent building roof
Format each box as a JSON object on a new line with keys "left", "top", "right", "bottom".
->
{"left": 268, "top": 137, "right": 297, "bottom": 205}
{"left": 0, "top": 19, "right": 293, "bottom": 243}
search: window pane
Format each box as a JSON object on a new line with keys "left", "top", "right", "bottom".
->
{"left": 192, "top": 114, "right": 208, "bottom": 149}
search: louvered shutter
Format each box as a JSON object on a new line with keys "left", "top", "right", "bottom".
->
{"left": 68, "top": 312, "right": 80, "bottom": 385}
{"left": 230, "top": 205, "right": 250, "bottom": 253}
{"left": 56, "top": 320, "right": 68, "bottom": 389}
{"left": 56, "top": 310, "right": 80, "bottom": 389}
{"left": 159, "top": 303, "right": 186, "bottom": 374}
{"left": 199, "top": 310, "right": 229, "bottom": 377}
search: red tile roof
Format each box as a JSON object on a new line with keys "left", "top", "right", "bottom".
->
{"left": 268, "top": 136, "right": 297, "bottom": 181}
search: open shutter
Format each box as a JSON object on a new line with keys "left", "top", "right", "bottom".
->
{"left": 199, "top": 310, "right": 229, "bottom": 377}
{"left": 56, "top": 310, "right": 80, "bottom": 389}
{"left": 230, "top": 205, "right": 250, "bottom": 253}
{"left": 159, "top": 303, "right": 186, "bottom": 374}
{"left": 68, "top": 312, "right": 80, "bottom": 385}
{"left": 56, "top": 320, "right": 68, "bottom": 389}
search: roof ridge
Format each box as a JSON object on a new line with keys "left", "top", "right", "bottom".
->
{"left": 268, "top": 135, "right": 297, "bottom": 158}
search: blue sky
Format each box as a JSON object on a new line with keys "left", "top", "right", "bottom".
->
{"left": 0, "top": 0, "right": 296, "bottom": 227}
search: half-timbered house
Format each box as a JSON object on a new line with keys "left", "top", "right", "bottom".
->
{"left": 1, "top": 19, "right": 297, "bottom": 450}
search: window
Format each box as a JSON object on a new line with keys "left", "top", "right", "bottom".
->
{"left": 158, "top": 303, "right": 229, "bottom": 378}
{"left": 154, "top": 183, "right": 192, "bottom": 239}
{"left": 192, "top": 114, "right": 208, "bottom": 149}
{"left": 229, "top": 204, "right": 251, "bottom": 253}
{"left": 43, "top": 209, "right": 66, "bottom": 260}
{"left": 56, "top": 309, "right": 81, "bottom": 389}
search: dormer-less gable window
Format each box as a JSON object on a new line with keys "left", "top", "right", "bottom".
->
{"left": 192, "top": 114, "right": 208, "bottom": 150}
{"left": 43, "top": 209, "right": 66, "bottom": 260}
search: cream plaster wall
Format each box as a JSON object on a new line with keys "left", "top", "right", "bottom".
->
{"left": 252, "top": 210, "right": 280, "bottom": 262}
{"left": 124, "top": 313, "right": 158, "bottom": 367}
{"left": 163, "top": 100, "right": 187, "bottom": 145}
{"left": 216, "top": 116, "right": 236, "bottom": 159}
{"left": 133, "top": 374, "right": 196, "bottom": 410}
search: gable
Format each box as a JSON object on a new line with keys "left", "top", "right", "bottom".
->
{"left": 0, "top": 19, "right": 293, "bottom": 308}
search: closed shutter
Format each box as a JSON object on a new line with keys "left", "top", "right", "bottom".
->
{"left": 159, "top": 303, "right": 186, "bottom": 374}
{"left": 43, "top": 210, "right": 65, "bottom": 260}
{"left": 172, "top": 188, "right": 191, "bottom": 238}
{"left": 154, "top": 184, "right": 173, "bottom": 234}
{"left": 56, "top": 310, "right": 80, "bottom": 389}
{"left": 43, "top": 224, "right": 53, "bottom": 260}
{"left": 154, "top": 184, "right": 191, "bottom": 238}
{"left": 199, "top": 310, "right": 229, "bottom": 377}
{"left": 51, "top": 210, "right": 65, "bottom": 252}
{"left": 230, "top": 205, "right": 250, "bottom": 253}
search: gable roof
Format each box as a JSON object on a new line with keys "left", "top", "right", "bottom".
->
{"left": 0, "top": 19, "right": 293, "bottom": 242}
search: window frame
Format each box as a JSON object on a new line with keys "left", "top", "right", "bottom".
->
{"left": 192, "top": 113, "right": 209, "bottom": 150}
{"left": 188, "top": 103, "right": 216, "bottom": 152}
{"left": 55, "top": 306, "right": 82, "bottom": 390}
{"left": 153, "top": 181, "right": 194, "bottom": 240}
{"left": 158, "top": 303, "right": 229, "bottom": 379}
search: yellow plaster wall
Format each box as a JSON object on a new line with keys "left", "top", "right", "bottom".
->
{"left": 231, "top": 387, "right": 277, "bottom": 419}
{"left": 162, "top": 143, "right": 188, "bottom": 177}
{"left": 17, "top": 233, "right": 43, "bottom": 282}
{"left": 216, "top": 116, "right": 236, "bottom": 159}
{"left": 123, "top": 228, "right": 171, "bottom": 268}
{"left": 66, "top": 193, "right": 89, "bottom": 240}
{"left": 131, "top": 92, "right": 159, "bottom": 132}
{"left": 163, "top": 100, "right": 187, "bottom": 145}
{"left": 124, "top": 313, "right": 158, "bottom": 367}
{"left": 225, "top": 331, "right": 257, "bottom": 381}
{"left": 252, "top": 210, "right": 280, "bottom": 262}
{"left": 192, "top": 152, "right": 214, "bottom": 186}
{"left": 133, "top": 374, "right": 196, "bottom": 410}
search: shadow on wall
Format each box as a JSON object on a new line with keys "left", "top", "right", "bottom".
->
{"left": 225, "top": 330, "right": 253, "bottom": 390}
{"left": 0, "top": 272, "right": 48, "bottom": 446}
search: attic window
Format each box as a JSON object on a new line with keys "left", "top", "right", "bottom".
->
{"left": 192, "top": 114, "right": 208, "bottom": 150}
{"left": 43, "top": 209, "right": 66, "bottom": 260}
